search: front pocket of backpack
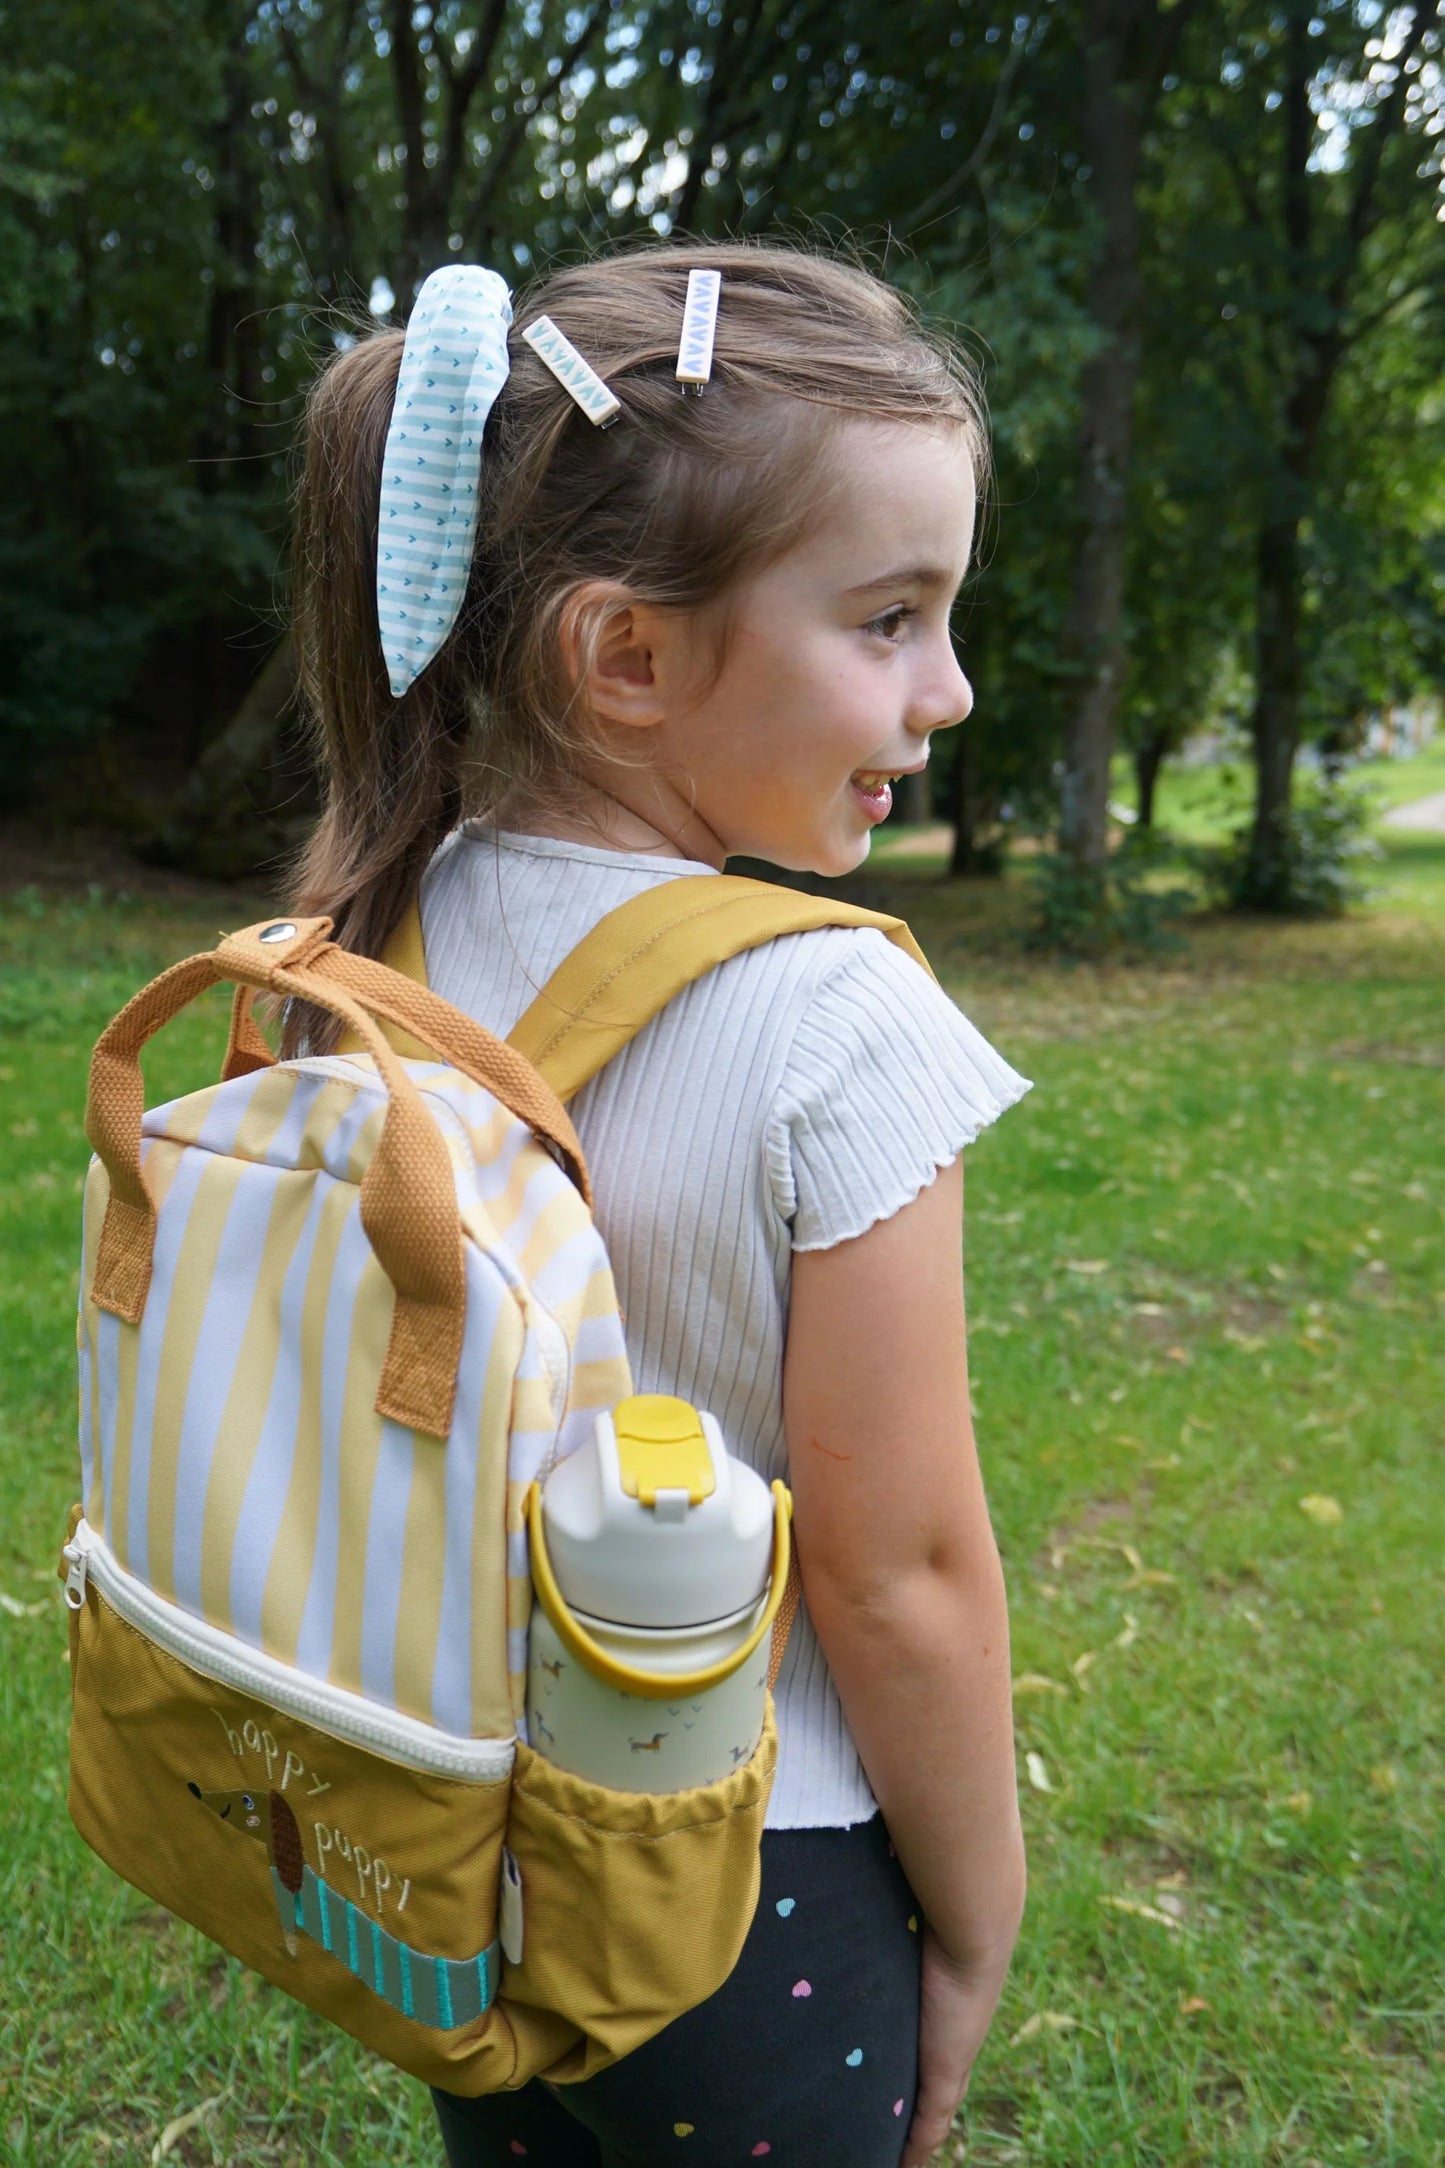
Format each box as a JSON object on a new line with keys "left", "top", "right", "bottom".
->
{"left": 64, "top": 1515, "right": 522, "bottom": 2092}
{"left": 500, "top": 1704, "right": 778, "bottom": 2084}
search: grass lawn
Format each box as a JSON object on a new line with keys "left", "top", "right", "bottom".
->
{"left": 1103, "top": 737, "right": 1445, "bottom": 845}
{"left": 2, "top": 822, "right": 1441, "bottom": 2166}
{"left": 873, "top": 734, "right": 1445, "bottom": 867}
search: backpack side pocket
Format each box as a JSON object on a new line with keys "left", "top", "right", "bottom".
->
{"left": 497, "top": 1703, "right": 778, "bottom": 2088}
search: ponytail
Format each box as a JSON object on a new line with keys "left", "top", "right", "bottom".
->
{"left": 284, "top": 334, "right": 481, "bottom": 1053}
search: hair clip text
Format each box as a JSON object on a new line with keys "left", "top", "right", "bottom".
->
{"left": 521, "top": 316, "right": 621, "bottom": 427}
{"left": 676, "top": 269, "right": 722, "bottom": 394}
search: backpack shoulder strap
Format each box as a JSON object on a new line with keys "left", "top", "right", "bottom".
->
{"left": 359, "top": 875, "right": 930, "bottom": 1101}
{"left": 506, "top": 874, "right": 931, "bottom": 1103}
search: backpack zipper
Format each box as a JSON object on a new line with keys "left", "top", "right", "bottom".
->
{"left": 62, "top": 1520, "right": 514, "bottom": 1785}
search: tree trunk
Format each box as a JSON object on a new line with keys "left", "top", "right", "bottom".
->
{"left": 1057, "top": 0, "right": 1147, "bottom": 876}
{"left": 1242, "top": 517, "right": 1303, "bottom": 905}
{"left": 1234, "top": 0, "right": 1428, "bottom": 908}
{"left": 895, "top": 770, "right": 931, "bottom": 825}
{"left": 1133, "top": 728, "right": 1168, "bottom": 828}
{"left": 948, "top": 723, "right": 1000, "bottom": 876}
{"left": 146, "top": 638, "right": 303, "bottom": 877}
{"left": 196, "top": 9, "right": 262, "bottom": 484}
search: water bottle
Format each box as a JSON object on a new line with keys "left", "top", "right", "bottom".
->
{"left": 525, "top": 1395, "right": 792, "bottom": 1793}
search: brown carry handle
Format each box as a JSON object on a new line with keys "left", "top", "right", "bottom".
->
{"left": 221, "top": 942, "right": 597, "bottom": 1152}
{"left": 85, "top": 916, "right": 590, "bottom": 1440}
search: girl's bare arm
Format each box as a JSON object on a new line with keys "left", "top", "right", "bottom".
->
{"left": 784, "top": 1158, "right": 1025, "bottom": 2129}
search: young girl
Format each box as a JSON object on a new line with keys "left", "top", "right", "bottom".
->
{"left": 287, "top": 241, "right": 1029, "bottom": 2168}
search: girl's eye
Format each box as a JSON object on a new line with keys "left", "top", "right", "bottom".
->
{"left": 864, "top": 605, "right": 917, "bottom": 643}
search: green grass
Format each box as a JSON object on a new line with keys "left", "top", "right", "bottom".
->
{"left": 3, "top": 839, "right": 1443, "bottom": 2166}
{"left": 1103, "top": 736, "right": 1445, "bottom": 847}
{"left": 878, "top": 738, "right": 1445, "bottom": 876}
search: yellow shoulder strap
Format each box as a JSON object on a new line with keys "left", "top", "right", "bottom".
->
{"left": 507, "top": 874, "right": 931, "bottom": 1102}
{"left": 351, "top": 876, "right": 930, "bottom": 1102}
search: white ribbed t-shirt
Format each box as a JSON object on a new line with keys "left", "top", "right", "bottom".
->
{"left": 422, "top": 826, "right": 1031, "bottom": 1828}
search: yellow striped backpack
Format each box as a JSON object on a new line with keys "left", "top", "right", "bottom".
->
{"left": 62, "top": 877, "right": 927, "bottom": 2092}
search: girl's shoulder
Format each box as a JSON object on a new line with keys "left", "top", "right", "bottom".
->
{"left": 756, "top": 925, "right": 1032, "bottom": 1251}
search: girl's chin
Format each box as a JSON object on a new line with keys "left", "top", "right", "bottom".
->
{"left": 725, "top": 826, "right": 871, "bottom": 879}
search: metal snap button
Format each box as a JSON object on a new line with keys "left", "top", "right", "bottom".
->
{"left": 258, "top": 921, "right": 297, "bottom": 944}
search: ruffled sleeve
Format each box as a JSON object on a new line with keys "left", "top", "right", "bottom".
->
{"left": 765, "top": 931, "right": 1031, "bottom": 1251}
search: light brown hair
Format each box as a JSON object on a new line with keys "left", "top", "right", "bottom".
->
{"left": 286, "top": 239, "right": 986, "bottom": 1034}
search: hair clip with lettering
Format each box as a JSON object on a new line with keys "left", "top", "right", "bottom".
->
{"left": 521, "top": 315, "right": 621, "bottom": 427}
{"left": 676, "top": 269, "right": 721, "bottom": 394}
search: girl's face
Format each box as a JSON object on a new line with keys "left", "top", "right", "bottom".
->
{"left": 642, "top": 421, "right": 978, "bottom": 877}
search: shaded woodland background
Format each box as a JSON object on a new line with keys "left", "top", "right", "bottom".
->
{"left": 3, "top": 0, "right": 1443, "bottom": 911}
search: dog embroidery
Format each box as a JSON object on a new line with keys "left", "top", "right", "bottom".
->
{"left": 187, "top": 1775, "right": 498, "bottom": 2028}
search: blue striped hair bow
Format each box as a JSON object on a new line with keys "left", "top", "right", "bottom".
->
{"left": 376, "top": 265, "right": 513, "bottom": 700}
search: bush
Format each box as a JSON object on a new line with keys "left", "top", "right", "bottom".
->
{"left": 1212, "top": 779, "right": 1382, "bottom": 915}
{"left": 1025, "top": 830, "right": 1196, "bottom": 957}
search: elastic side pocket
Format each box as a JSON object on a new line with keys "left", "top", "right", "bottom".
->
{"left": 499, "top": 1700, "right": 778, "bottom": 2087}
{"left": 67, "top": 1578, "right": 523, "bottom": 2092}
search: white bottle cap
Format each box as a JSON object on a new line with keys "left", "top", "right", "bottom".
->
{"left": 540, "top": 1397, "right": 775, "bottom": 1629}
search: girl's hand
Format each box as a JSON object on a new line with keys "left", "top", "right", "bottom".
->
{"left": 900, "top": 1928, "right": 1012, "bottom": 2168}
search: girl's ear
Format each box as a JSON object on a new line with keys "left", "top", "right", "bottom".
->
{"left": 560, "top": 581, "right": 689, "bottom": 734}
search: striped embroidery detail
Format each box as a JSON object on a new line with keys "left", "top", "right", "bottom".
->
{"left": 272, "top": 1865, "right": 502, "bottom": 2032}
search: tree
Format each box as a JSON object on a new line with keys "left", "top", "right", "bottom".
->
{"left": 1209, "top": 0, "right": 1443, "bottom": 905}
{"left": 1051, "top": 0, "right": 1211, "bottom": 876}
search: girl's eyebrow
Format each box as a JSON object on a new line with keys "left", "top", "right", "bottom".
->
{"left": 844, "top": 563, "right": 958, "bottom": 597}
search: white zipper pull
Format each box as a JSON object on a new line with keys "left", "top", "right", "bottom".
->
{"left": 499, "top": 1848, "right": 524, "bottom": 1967}
{"left": 62, "top": 1537, "right": 90, "bottom": 1610}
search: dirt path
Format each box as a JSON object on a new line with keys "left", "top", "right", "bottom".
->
{"left": 1381, "top": 790, "right": 1445, "bottom": 833}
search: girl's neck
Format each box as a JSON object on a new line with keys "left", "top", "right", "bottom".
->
{"left": 494, "top": 778, "right": 728, "bottom": 870}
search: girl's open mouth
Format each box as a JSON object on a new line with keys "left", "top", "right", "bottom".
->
{"left": 850, "top": 769, "right": 908, "bottom": 822}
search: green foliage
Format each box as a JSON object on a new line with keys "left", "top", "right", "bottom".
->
{"left": 1024, "top": 833, "right": 1196, "bottom": 958}
{"left": 1214, "top": 778, "right": 1384, "bottom": 917}
{"left": 3, "top": 0, "right": 1443, "bottom": 883}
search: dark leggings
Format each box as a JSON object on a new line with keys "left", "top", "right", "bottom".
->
{"left": 432, "top": 1814, "right": 921, "bottom": 2168}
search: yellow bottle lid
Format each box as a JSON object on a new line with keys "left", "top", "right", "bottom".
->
{"left": 612, "top": 1394, "right": 716, "bottom": 1507}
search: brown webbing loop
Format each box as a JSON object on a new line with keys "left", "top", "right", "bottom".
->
{"left": 85, "top": 916, "right": 590, "bottom": 1439}
{"left": 767, "top": 1542, "right": 803, "bottom": 1692}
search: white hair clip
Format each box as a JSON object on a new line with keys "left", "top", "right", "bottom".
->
{"left": 676, "top": 268, "right": 721, "bottom": 394}
{"left": 521, "top": 315, "right": 621, "bottom": 427}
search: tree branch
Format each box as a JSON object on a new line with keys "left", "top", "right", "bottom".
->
{"left": 464, "top": 0, "right": 616, "bottom": 254}
{"left": 673, "top": 0, "right": 776, "bottom": 232}
{"left": 1341, "top": 268, "right": 1445, "bottom": 351}
{"left": 454, "top": 0, "right": 513, "bottom": 105}
{"left": 1337, "top": 0, "right": 1433, "bottom": 293}
{"left": 1150, "top": 0, "right": 1211, "bottom": 83}
{"left": 391, "top": 0, "right": 428, "bottom": 181}
{"left": 438, "top": 0, "right": 513, "bottom": 208}
{"left": 905, "top": 26, "right": 1027, "bottom": 232}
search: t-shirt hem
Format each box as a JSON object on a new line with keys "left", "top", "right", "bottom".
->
{"left": 789, "top": 1071, "right": 1034, "bottom": 1254}
{"left": 762, "top": 1801, "right": 882, "bottom": 1831}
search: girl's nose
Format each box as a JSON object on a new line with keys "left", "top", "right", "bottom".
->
{"left": 913, "top": 642, "right": 973, "bottom": 737}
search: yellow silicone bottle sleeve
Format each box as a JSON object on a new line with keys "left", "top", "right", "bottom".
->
{"left": 525, "top": 1481, "right": 793, "bottom": 1703}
